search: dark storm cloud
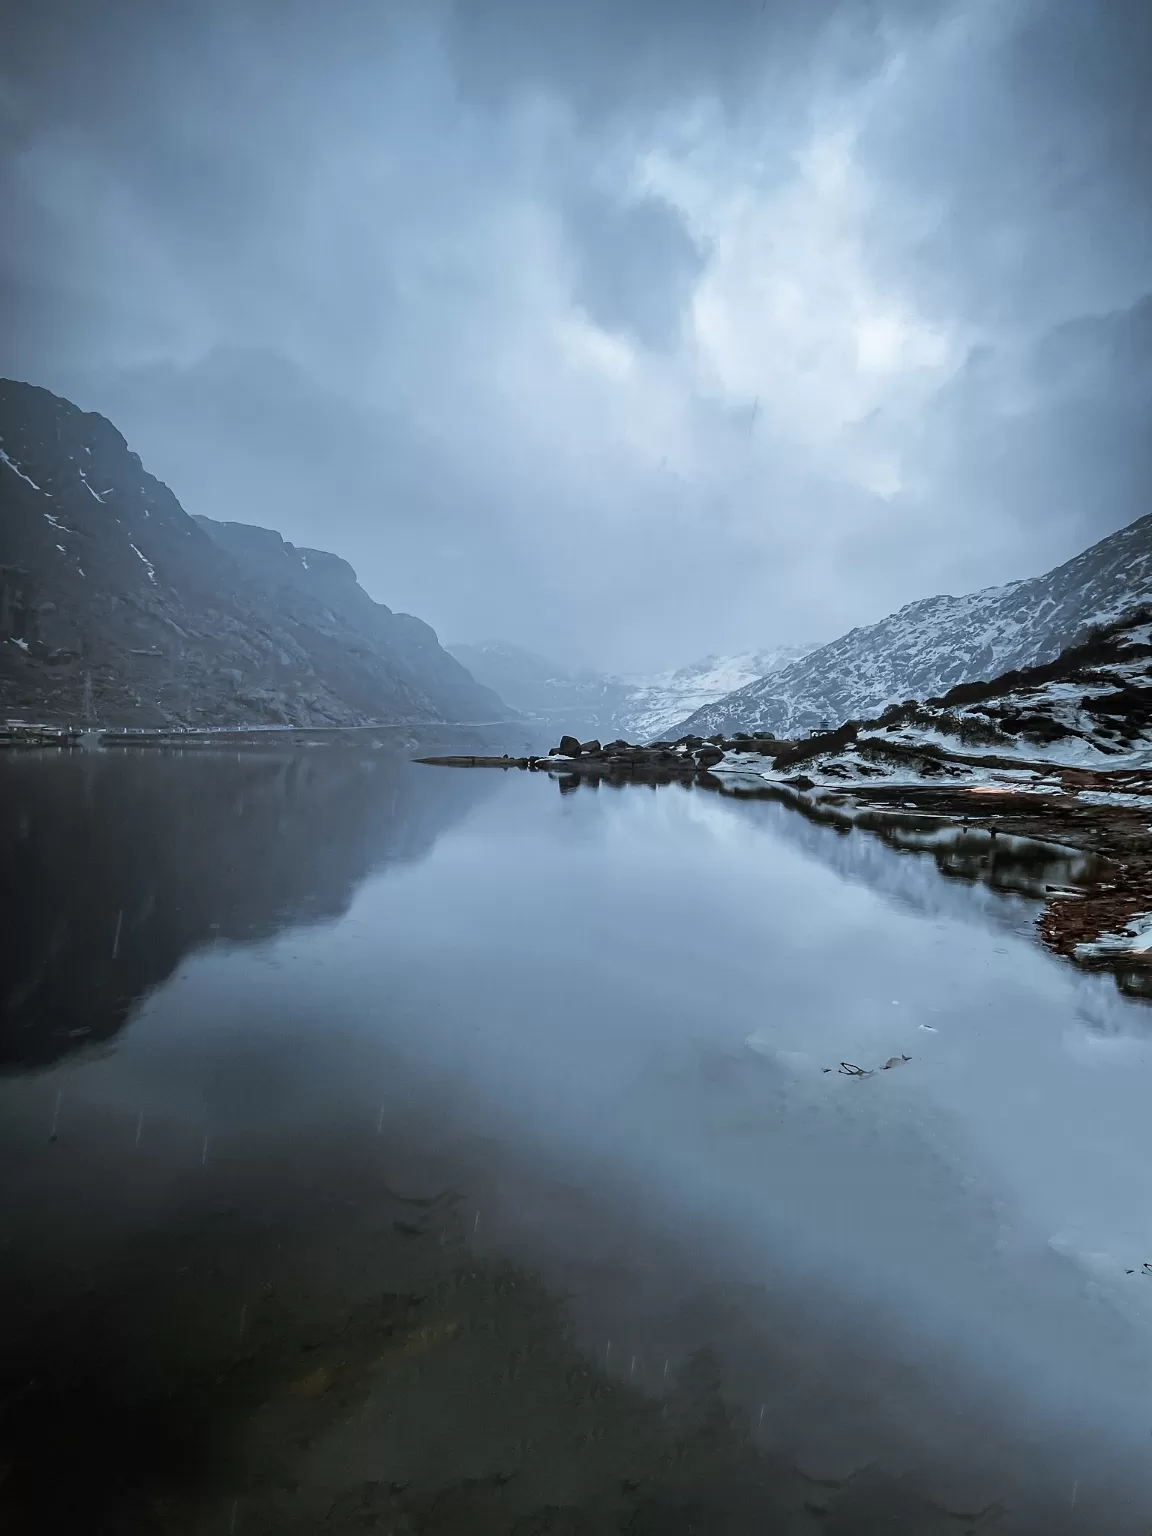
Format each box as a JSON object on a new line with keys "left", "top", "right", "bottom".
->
{"left": 1, "top": 0, "right": 1150, "bottom": 670}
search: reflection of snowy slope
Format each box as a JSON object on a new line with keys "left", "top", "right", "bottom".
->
{"left": 715, "top": 792, "right": 1064, "bottom": 945}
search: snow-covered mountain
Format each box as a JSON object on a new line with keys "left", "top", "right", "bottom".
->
{"left": 676, "top": 513, "right": 1152, "bottom": 739}
{"left": 447, "top": 641, "right": 812, "bottom": 743}
{"left": 615, "top": 646, "right": 812, "bottom": 741}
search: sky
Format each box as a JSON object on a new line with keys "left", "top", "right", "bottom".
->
{"left": 2, "top": 0, "right": 1151, "bottom": 672}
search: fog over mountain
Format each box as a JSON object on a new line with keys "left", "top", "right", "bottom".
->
{"left": 3, "top": 1, "right": 1150, "bottom": 672}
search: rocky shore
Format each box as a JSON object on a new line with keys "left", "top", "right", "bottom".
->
{"left": 419, "top": 616, "right": 1152, "bottom": 996}
{"left": 417, "top": 728, "right": 789, "bottom": 783}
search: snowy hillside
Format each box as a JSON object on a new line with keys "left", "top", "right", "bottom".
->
{"left": 676, "top": 514, "right": 1152, "bottom": 738}
{"left": 713, "top": 612, "right": 1152, "bottom": 793}
{"left": 616, "top": 646, "right": 812, "bottom": 741}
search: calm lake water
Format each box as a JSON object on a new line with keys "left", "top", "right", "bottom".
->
{"left": 3, "top": 745, "right": 1152, "bottom": 1533}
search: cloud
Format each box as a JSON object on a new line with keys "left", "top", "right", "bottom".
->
{"left": 1, "top": 0, "right": 1149, "bottom": 671}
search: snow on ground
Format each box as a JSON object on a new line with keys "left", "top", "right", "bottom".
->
{"left": 1075, "top": 915, "right": 1152, "bottom": 960}
{"left": 713, "top": 618, "right": 1152, "bottom": 805}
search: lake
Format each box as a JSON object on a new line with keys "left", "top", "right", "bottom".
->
{"left": 2, "top": 743, "right": 1152, "bottom": 1533}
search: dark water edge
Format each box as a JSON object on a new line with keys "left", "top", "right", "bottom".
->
{"left": 3, "top": 744, "right": 1152, "bottom": 1533}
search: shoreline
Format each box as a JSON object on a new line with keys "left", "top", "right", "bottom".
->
{"left": 418, "top": 735, "right": 1152, "bottom": 996}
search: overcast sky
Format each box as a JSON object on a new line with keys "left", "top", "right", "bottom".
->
{"left": 2, "top": 0, "right": 1150, "bottom": 671}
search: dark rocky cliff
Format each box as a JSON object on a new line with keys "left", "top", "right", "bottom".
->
{"left": 0, "top": 379, "right": 508, "bottom": 727}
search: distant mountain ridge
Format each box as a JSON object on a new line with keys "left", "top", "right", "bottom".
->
{"left": 445, "top": 640, "right": 630, "bottom": 741}
{"left": 675, "top": 513, "right": 1152, "bottom": 738}
{"left": 619, "top": 646, "right": 812, "bottom": 741}
{"left": 447, "top": 640, "right": 812, "bottom": 743}
{"left": 0, "top": 379, "right": 508, "bottom": 727}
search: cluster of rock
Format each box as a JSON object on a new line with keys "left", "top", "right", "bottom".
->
{"left": 417, "top": 729, "right": 791, "bottom": 784}
{"left": 546, "top": 730, "right": 784, "bottom": 775}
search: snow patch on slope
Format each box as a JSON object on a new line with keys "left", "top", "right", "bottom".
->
{"left": 129, "top": 543, "right": 157, "bottom": 583}
{"left": 0, "top": 448, "right": 42, "bottom": 491}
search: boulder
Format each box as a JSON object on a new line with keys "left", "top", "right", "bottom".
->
{"left": 695, "top": 746, "right": 724, "bottom": 767}
{"left": 579, "top": 739, "right": 602, "bottom": 755}
{"left": 558, "top": 735, "right": 582, "bottom": 756}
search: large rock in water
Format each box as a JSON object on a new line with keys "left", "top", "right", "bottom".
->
{"left": 0, "top": 378, "right": 512, "bottom": 727}
{"left": 558, "top": 734, "right": 582, "bottom": 756}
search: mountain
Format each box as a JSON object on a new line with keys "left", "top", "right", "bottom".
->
{"left": 714, "top": 610, "right": 1152, "bottom": 792}
{"left": 617, "top": 646, "right": 813, "bottom": 741}
{"left": 676, "top": 513, "right": 1152, "bottom": 738}
{"left": 447, "top": 640, "right": 811, "bottom": 743}
{"left": 0, "top": 379, "right": 508, "bottom": 728}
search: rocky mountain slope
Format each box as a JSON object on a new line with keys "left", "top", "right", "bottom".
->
{"left": 676, "top": 514, "right": 1152, "bottom": 738}
{"left": 0, "top": 379, "right": 507, "bottom": 727}
{"left": 447, "top": 640, "right": 810, "bottom": 743}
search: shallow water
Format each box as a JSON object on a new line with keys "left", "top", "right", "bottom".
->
{"left": 3, "top": 746, "right": 1152, "bottom": 1532}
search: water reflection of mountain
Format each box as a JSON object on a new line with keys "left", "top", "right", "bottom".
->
{"left": 715, "top": 787, "right": 1099, "bottom": 941}
{"left": 0, "top": 747, "right": 498, "bottom": 1070}
{"left": 552, "top": 770, "right": 1099, "bottom": 946}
